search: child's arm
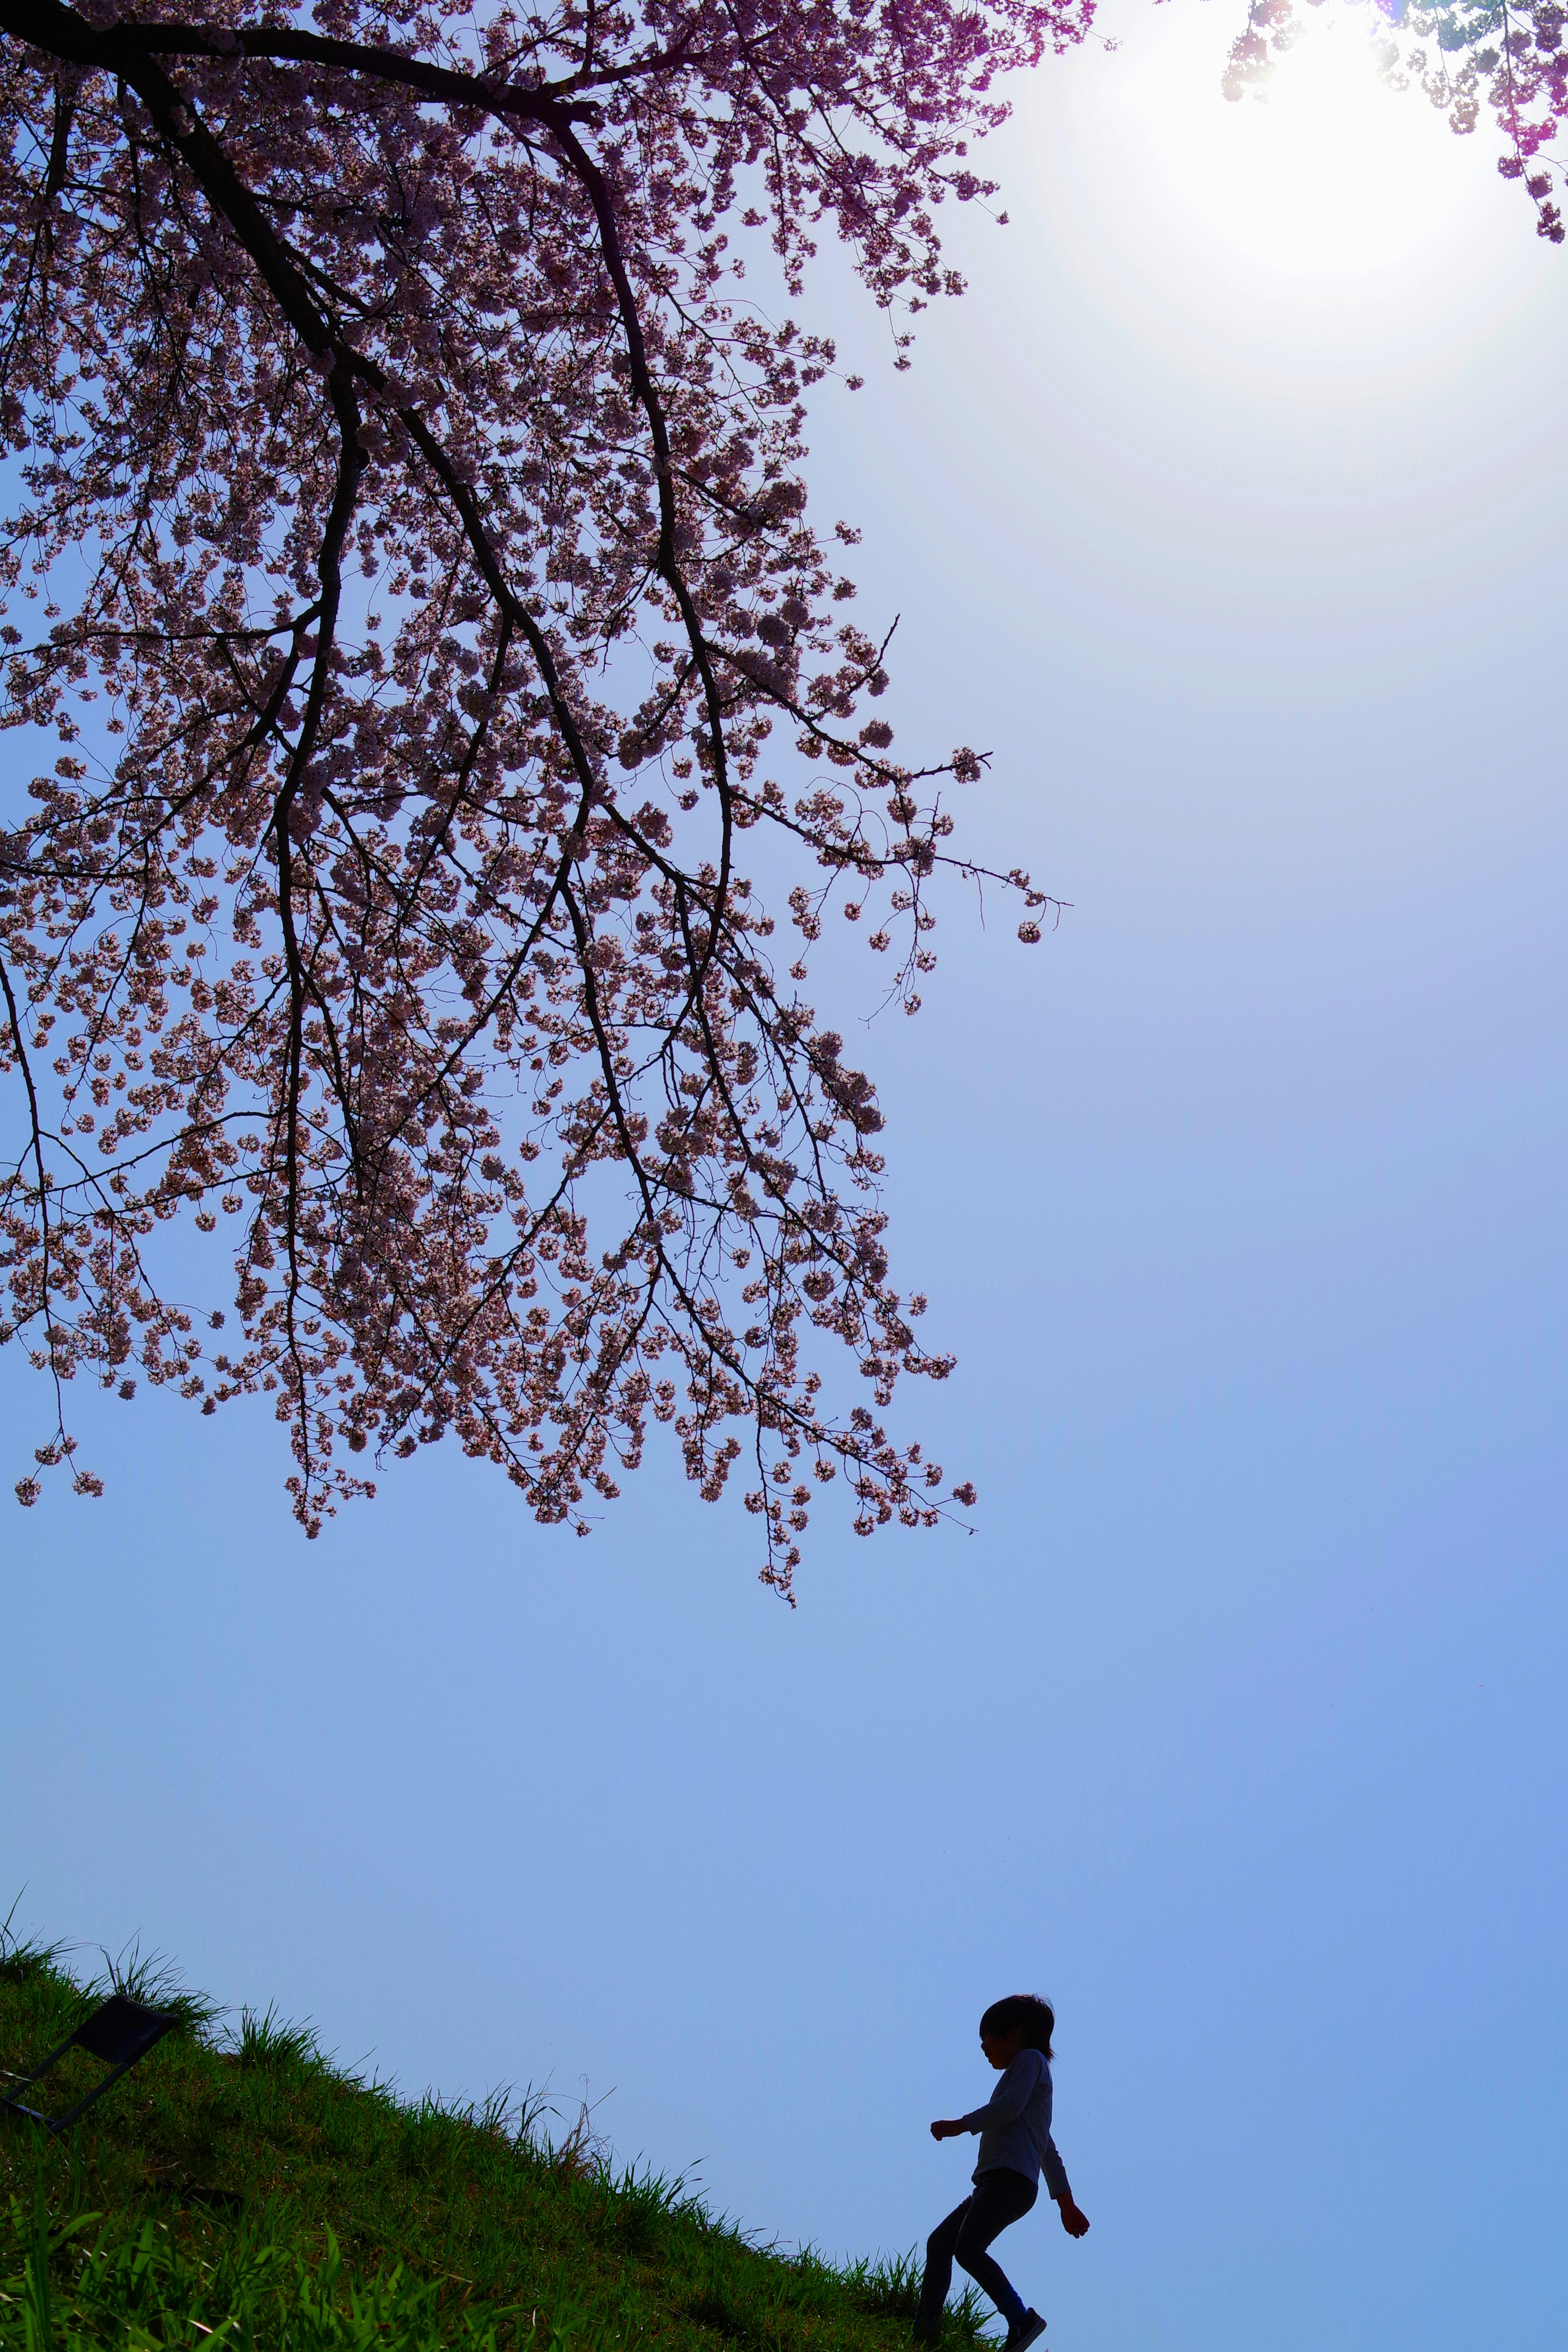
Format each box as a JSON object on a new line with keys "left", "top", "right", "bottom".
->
{"left": 1044, "top": 2136, "right": 1090, "bottom": 2237}
{"left": 938, "top": 2054, "right": 1037, "bottom": 2140}
{"left": 931, "top": 2051, "right": 1038, "bottom": 2142}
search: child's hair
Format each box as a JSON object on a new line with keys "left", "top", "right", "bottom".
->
{"left": 979, "top": 1994, "right": 1055, "bottom": 2058}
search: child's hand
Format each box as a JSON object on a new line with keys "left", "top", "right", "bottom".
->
{"left": 1057, "top": 2198, "right": 1090, "bottom": 2238}
{"left": 929, "top": 2119, "right": 965, "bottom": 2141}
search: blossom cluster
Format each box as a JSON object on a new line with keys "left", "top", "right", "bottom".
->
{"left": 0, "top": 0, "right": 1080, "bottom": 1589}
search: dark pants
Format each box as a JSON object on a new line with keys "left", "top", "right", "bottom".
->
{"left": 913, "top": 2165, "right": 1038, "bottom": 2342}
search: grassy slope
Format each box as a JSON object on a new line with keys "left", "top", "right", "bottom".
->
{"left": 0, "top": 1942, "right": 991, "bottom": 2352}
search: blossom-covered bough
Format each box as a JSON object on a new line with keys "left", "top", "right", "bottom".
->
{"left": 0, "top": 0, "right": 1084, "bottom": 1588}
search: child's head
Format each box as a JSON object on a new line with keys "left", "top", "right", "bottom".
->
{"left": 978, "top": 1994, "right": 1055, "bottom": 2061}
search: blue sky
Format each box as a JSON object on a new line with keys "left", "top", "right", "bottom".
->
{"left": 4, "top": 7, "right": 1566, "bottom": 2350}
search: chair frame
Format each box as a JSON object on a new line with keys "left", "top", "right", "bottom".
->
{"left": 0, "top": 1993, "right": 180, "bottom": 2136}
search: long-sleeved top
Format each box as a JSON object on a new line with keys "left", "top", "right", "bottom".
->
{"left": 958, "top": 2048, "right": 1072, "bottom": 2202}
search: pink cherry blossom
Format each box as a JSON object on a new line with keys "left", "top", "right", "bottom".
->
{"left": 0, "top": 0, "right": 1080, "bottom": 1591}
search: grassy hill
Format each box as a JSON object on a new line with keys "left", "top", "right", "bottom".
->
{"left": 0, "top": 1935, "right": 991, "bottom": 2352}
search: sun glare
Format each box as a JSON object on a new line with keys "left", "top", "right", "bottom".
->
{"left": 1126, "top": 4, "right": 1472, "bottom": 279}
{"left": 1003, "top": 0, "right": 1546, "bottom": 398}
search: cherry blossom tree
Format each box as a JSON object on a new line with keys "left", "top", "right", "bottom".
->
{"left": 0, "top": 0, "right": 1082, "bottom": 1589}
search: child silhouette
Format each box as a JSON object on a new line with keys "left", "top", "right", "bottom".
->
{"left": 913, "top": 1994, "right": 1089, "bottom": 2352}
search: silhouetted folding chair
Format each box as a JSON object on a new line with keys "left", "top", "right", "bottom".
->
{"left": 0, "top": 1994, "right": 178, "bottom": 2136}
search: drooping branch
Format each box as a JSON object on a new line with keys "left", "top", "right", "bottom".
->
{"left": 0, "top": 0, "right": 1081, "bottom": 1582}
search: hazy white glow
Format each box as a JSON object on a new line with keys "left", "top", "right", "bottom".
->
{"left": 894, "top": 0, "right": 1564, "bottom": 715}
{"left": 1118, "top": 4, "right": 1473, "bottom": 280}
{"left": 1001, "top": 0, "right": 1546, "bottom": 411}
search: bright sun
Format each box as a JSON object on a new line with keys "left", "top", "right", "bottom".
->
{"left": 1107, "top": 0, "right": 1479, "bottom": 283}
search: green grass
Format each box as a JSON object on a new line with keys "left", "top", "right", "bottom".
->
{"left": 0, "top": 1932, "right": 993, "bottom": 2352}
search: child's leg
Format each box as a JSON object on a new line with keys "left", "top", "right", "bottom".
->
{"left": 952, "top": 2170, "right": 1039, "bottom": 2339}
{"left": 912, "top": 2198, "right": 971, "bottom": 2341}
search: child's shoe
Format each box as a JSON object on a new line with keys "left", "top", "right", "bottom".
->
{"left": 1006, "top": 2314, "right": 1047, "bottom": 2352}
